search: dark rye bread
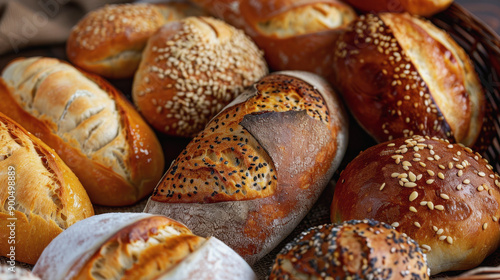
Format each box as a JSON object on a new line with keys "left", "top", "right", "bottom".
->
{"left": 269, "top": 220, "right": 429, "bottom": 279}
{"left": 331, "top": 135, "right": 500, "bottom": 275}
{"left": 145, "top": 71, "right": 348, "bottom": 264}
{"left": 332, "top": 13, "right": 485, "bottom": 148}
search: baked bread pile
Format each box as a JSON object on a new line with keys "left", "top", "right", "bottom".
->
{"left": 1, "top": 0, "right": 499, "bottom": 279}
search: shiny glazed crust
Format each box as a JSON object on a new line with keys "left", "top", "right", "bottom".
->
{"left": 189, "top": 0, "right": 356, "bottom": 77}
{"left": 66, "top": 2, "right": 205, "bottom": 78}
{"left": 269, "top": 220, "right": 429, "bottom": 279}
{"left": 145, "top": 71, "right": 348, "bottom": 264}
{"left": 0, "top": 57, "right": 164, "bottom": 206}
{"left": 332, "top": 13, "right": 484, "bottom": 147}
{"left": 331, "top": 135, "right": 500, "bottom": 274}
{"left": 343, "top": 0, "right": 454, "bottom": 16}
{"left": 132, "top": 16, "right": 268, "bottom": 137}
{"left": 0, "top": 113, "right": 93, "bottom": 264}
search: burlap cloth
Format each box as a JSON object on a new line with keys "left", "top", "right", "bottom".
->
{"left": 1, "top": 0, "right": 500, "bottom": 279}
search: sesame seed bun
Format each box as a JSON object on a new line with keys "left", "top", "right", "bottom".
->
{"left": 270, "top": 219, "right": 430, "bottom": 280}
{"left": 144, "top": 71, "right": 348, "bottom": 264}
{"left": 331, "top": 13, "right": 485, "bottom": 148}
{"left": 189, "top": 0, "right": 357, "bottom": 77}
{"left": 66, "top": 2, "right": 205, "bottom": 79}
{"left": 132, "top": 16, "right": 268, "bottom": 137}
{"left": 331, "top": 135, "right": 500, "bottom": 274}
{"left": 344, "top": 0, "right": 453, "bottom": 17}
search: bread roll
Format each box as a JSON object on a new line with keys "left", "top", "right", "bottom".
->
{"left": 0, "top": 113, "right": 93, "bottom": 264}
{"left": 144, "top": 71, "right": 348, "bottom": 264}
{"left": 331, "top": 135, "right": 500, "bottom": 274}
{"left": 0, "top": 265, "right": 40, "bottom": 279}
{"left": 189, "top": 0, "right": 356, "bottom": 77}
{"left": 33, "top": 213, "right": 257, "bottom": 280}
{"left": 270, "top": 219, "right": 430, "bottom": 279}
{"left": 344, "top": 0, "right": 453, "bottom": 16}
{"left": 67, "top": 2, "right": 205, "bottom": 78}
{"left": 332, "top": 13, "right": 485, "bottom": 148}
{"left": 133, "top": 16, "right": 268, "bottom": 137}
{"left": 0, "top": 57, "right": 164, "bottom": 206}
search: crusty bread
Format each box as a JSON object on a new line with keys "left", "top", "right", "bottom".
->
{"left": 332, "top": 13, "right": 485, "bottom": 148}
{"left": 132, "top": 16, "right": 268, "bottom": 137}
{"left": 331, "top": 135, "right": 500, "bottom": 274}
{"left": 144, "top": 71, "right": 348, "bottom": 264}
{"left": 0, "top": 113, "right": 93, "bottom": 264}
{"left": 344, "top": 0, "right": 453, "bottom": 16}
{"left": 189, "top": 0, "right": 356, "bottom": 77}
{"left": 0, "top": 57, "right": 164, "bottom": 206}
{"left": 33, "top": 213, "right": 257, "bottom": 280}
{"left": 66, "top": 2, "right": 205, "bottom": 78}
{"left": 270, "top": 220, "right": 430, "bottom": 279}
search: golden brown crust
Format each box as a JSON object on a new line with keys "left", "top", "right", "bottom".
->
{"left": 0, "top": 57, "right": 164, "bottom": 206}
{"left": 343, "top": 0, "right": 454, "bottom": 16}
{"left": 190, "top": 0, "right": 356, "bottom": 77}
{"left": 145, "top": 71, "right": 348, "bottom": 264}
{"left": 66, "top": 2, "right": 205, "bottom": 78}
{"left": 132, "top": 16, "right": 268, "bottom": 137}
{"left": 0, "top": 113, "right": 93, "bottom": 264}
{"left": 332, "top": 13, "right": 484, "bottom": 147}
{"left": 331, "top": 135, "right": 500, "bottom": 274}
{"left": 270, "top": 220, "right": 429, "bottom": 279}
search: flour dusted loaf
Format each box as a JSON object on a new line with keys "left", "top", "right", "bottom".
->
{"left": 0, "top": 57, "right": 164, "bottom": 206}
{"left": 332, "top": 13, "right": 485, "bottom": 148}
{"left": 270, "top": 220, "right": 430, "bottom": 279}
{"left": 67, "top": 2, "right": 205, "bottom": 78}
{"left": 33, "top": 213, "right": 257, "bottom": 280}
{"left": 344, "top": 0, "right": 453, "bottom": 16}
{"left": 144, "top": 71, "right": 348, "bottom": 264}
{"left": 189, "top": 0, "right": 356, "bottom": 77}
{"left": 0, "top": 113, "right": 93, "bottom": 264}
{"left": 331, "top": 135, "right": 500, "bottom": 274}
{"left": 133, "top": 16, "right": 268, "bottom": 137}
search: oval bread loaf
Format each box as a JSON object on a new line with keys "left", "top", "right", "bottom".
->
{"left": 133, "top": 16, "right": 268, "bottom": 137}
{"left": 343, "top": 0, "right": 453, "bottom": 16}
{"left": 66, "top": 2, "right": 206, "bottom": 78}
{"left": 331, "top": 135, "right": 500, "bottom": 274}
{"left": 0, "top": 113, "right": 93, "bottom": 264}
{"left": 189, "top": 0, "right": 356, "bottom": 77}
{"left": 0, "top": 57, "right": 165, "bottom": 206}
{"left": 270, "top": 219, "right": 430, "bottom": 279}
{"left": 33, "top": 213, "right": 257, "bottom": 280}
{"left": 144, "top": 71, "right": 348, "bottom": 264}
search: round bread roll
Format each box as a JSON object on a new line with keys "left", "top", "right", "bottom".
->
{"left": 331, "top": 13, "right": 485, "bottom": 148}
{"left": 0, "top": 265, "right": 40, "bottom": 280}
{"left": 270, "top": 219, "right": 430, "bottom": 279}
{"left": 133, "top": 16, "right": 268, "bottom": 137}
{"left": 0, "top": 57, "right": 165, "bottom": 206}
{"left": 67, "top": 2, "right": 205, "bottom": 78}
{"left": 190, "top": 0, "right": 356, "bottom": 77}
{"left": 0, "top": 113, "right": 93, "bottom": 264}
{"left": 331, "top": 135, "right": 500, "bottom": 275}
{"left": 144, "top": 71, "right": 348, "bottom": 264}
{"left": 33, "top": 213, "right": 257, "bottom": 280}
{"left": 344, "top": 0, "right": 453, "bottom": 16}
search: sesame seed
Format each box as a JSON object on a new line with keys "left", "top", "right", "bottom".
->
{"left": 404, "top": 182, "right": 417, "bottom": 188}
{"left": 387, "top": 143, "right": 396, "bottom": 147}
{"left": 446, "top": 236, "right": 453, "bottom": 244}
{"left": 391, "top": 222, "right": 400, "bottom": 228}
{"left": 483, "top": 223, "right": 488, "bottom": 230}
{"left": 402, "top": 161, "right": 412, "bottom": 166}
{"left": 391, "top": 172, "right": 400, "bottom": 178}
{"left": 457, "top": 170, "right": 463, "bottom": 177}
{"left": 463, "top": 179, "right": 471, "bottom": 184}
{"left": 379, "top": 183, "right": 386, "bottom": 191}
{"left": 478, "top": 185, "right": 485, "bottom": 192}
{"left": 414, "top": 222, "right": 421, "bottom": 228}
{"left": 427, "top": 170, "right": 435, "bottom": 176}
{"left": 438, "top": 165, "right": 446, "bottom": 170}
{"left": 439, "top": 235, "right": 447, "bottom": 241}
{"left": 409, "top": 172, "right": 416, "bottom": 182}
{"left": 436, "top": 228, "right": 444, "bottom": 235}
{"left": 421, "top": 244, "right": 431, "bottom": 251}
{"left": 427, "top": 201, "right": 434, "bottom": 210}
{"left": 409, "top": 191, "right": 418, "bottom": 201}
{"left": 457, "top": 184, "right": 463, "bottom": 190}
{"left": 435, "top": 205, "right": 445, "bottom": 211}
{"left": 438, "top": 172, "right": 445, "bottom": 179}
{"left": 433, "top": 226, "right": 438, "bottom": 231}
{"left": 410, "top": 206, "right": 418, "bottom": 212}
{"left": 478, "top": 172, "right": 486, "bottom": 177}
{"left": 426, "top": 179, "right": 434, "bottom": 184}
{"left": 447, "top": 144, "right": 453, "bottom": 148}
{"left": 419, "top": 162, "right": 427, "bottom": 167}
{"left": 420, "top": 201, "right": 428, "bottom": 206}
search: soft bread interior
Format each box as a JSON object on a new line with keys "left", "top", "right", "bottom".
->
{"left": 256, "top": 3, "right": 355, "bottom": 38}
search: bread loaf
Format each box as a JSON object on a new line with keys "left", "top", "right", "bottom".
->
{"left": 331, "top": 135, "right": 500, "bottom": 274}
{"left": 67, "top": 2, "right": 205, "bottom": 78}
{"left": 33, "top": 213, "right": 257, "bottom": 280}
{"left": 0, "top": 113, "right": 93, "bottom": 264}
{"left": 189, "top": 0, "right": 356, "bottom": 77}
{"left": 0, "top": 57, "right": 165, "bottom": 206}
{"left": 144, "top": 71, "right": 348, "bottom": 264}
{"left": 344, "top": 0, "right": 453, "bottom": 16}
{"left": 332, "top": 13, "right": 485, "bottom": 148}
{"left": 270, "top": 220, "right": 430, "bottom": 279}
{"left": 132, "top": 16, "right": 268, "bottom": 137}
